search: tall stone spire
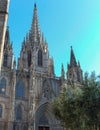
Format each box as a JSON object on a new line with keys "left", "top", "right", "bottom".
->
{"left": 70, "top": 46, "right": 77, "bottom": 67}
{"left": 67, "top": 46, "right": 83, "bottom": 84}
{"left": 30, "top": 3, "right": 41, "bottom": 45}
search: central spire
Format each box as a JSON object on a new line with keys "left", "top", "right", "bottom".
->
{"left": 30, "top": 3, "right": 41, "bottom": 44}
{"left": 70, "top": 46, "right": 77, "bottom": 67}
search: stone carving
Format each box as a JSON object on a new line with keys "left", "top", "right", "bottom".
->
{"left": 43, "top": 80, "right": 53, "bottom": 100}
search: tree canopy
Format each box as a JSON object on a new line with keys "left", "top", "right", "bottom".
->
{"left": 52, "top": 72, "right": 100, "bottom": 130}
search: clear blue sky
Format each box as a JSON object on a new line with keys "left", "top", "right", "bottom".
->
{"left": 8, "top": 0, "right": 100, "bottom": 76}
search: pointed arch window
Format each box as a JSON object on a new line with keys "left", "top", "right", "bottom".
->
{"left": 16, "top": 106, "right": 22, "bottom": 120}
{"left": 0, "top": 78, "right": 6, "bottom": 95}
{"left": 3, "top": 53, "right": 8, "bottom": 67}
{"left": 16, "top": 81, "right": 25, "bottom": 98}
{"left": 38, "top": 50, "right": 43, "bottom": 66}
{"left": 0, "top": 105, "right": 2, "bottom": 118}
{"left": 27, "top": 51, "right": 31, "bottom": 67}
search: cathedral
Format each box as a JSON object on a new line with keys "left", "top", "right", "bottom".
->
{"left": 0, "top": 1, "right": 83, "bottom": 130}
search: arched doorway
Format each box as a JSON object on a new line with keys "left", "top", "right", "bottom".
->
{"left": 38, "top": 114, "right": 49, "bottom": 130}
{"left": 35, "top": 102, "right": 64, "bottom": 130}
{"left": 35, "top": 103, "right": 53, "bottom": 130}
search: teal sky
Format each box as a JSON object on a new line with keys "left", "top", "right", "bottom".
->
{"left": 8, "top": 0, "right": 100, "bottom": 76}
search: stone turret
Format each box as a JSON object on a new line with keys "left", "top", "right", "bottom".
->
{"left": 2, "top": 27, "right": 14, "bottom": 69}
{"left": 0, "top": 0, "right": 10, "bottom": 72}
{"left": 67, "top": 46, "right": 83, "bottom": 84}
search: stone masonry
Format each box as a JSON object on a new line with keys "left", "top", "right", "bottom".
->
{"left": 0, "top": 0, "right": 9, "bottom": 72}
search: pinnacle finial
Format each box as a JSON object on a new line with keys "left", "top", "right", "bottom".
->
{"left": 7, "top": 25, "right": 9, "bottom": 30}
{"left": 70, "top": 46, "right": 77, "bottom": 67}
{"left": 78, "top": 61, "right": 80, "bottom": 67}
{"left": 30, "top": 2, "right": 40, "bottom": 44}
{"left": 23, "top": 37, "right": 26, "bottom": 44}
{"left": 61, "top": 63, "right": 65, "bottom": 81}
{"left": 5, "top": 26, "right": 10, "bottom": 45}
{"left": 70, "top": 46, "right": 72, "bottom": 49}
{"left": 6, "top": 26, "right": 10, "bottom": 37}
{"left": 34, "top": 3, "right": 37, "bottom": 9}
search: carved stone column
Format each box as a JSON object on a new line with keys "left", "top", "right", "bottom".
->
{"left": 28, "top": 71, "right": 36, "bottom": 130}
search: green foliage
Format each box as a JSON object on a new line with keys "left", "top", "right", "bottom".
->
{"left": 52, "top": 72, "right": 100, "bottom": 130}
{"left": 82, "top": 72, "right": 100, "bottom": 129}
{"left": 52, "top": 84, "right": 83, "bottom": 130}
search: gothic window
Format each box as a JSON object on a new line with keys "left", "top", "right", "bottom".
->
{"left": 0, "top": 105, "right": 2, "bottom": 118}
{"left": 3, "top": 54, "right": 8, "bottom": 67}
{"left": 38, "top": 50, "right": 43, "bottom": 66}
{"left": 0, "top": 78, "right": 6, "bottom": 95}
{"left": 16, "top": 106, "right": 22, "bottom": 120}
{"left": 27, "top": 51, "right": 31, "bottom": 67}
{"left": 16, "top": 81, "right": 25, "bottom": 98}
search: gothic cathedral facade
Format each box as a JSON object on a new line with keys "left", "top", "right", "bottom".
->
{"left": 0, "top": 1, "right": 83, "bottom": 130}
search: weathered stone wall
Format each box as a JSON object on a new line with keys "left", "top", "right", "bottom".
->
{"left": 0, "top": 0, "right": 9, "bottom": 72}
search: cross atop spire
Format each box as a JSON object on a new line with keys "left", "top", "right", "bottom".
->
{"left": 70, "top": 46, "right": 77, "bottom": 67}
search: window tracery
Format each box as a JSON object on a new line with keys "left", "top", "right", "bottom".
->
{"left": 16, "top": 81, "right": 25, "bottom": 98}
{"left": 3, "top": 53, "right": 8, "bottom": 67}
{"left": 27, "top": 51, "right": 31, "bottom": 67}
{"left": 38, "top": 50, "right": 43, "bottom": 66}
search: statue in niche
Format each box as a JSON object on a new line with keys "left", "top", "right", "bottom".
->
{"left": 43, "top": 80, "right": 52, "bottom": 100}
{"left": 29, "top": 96, "right": 35, "bottom": 120}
